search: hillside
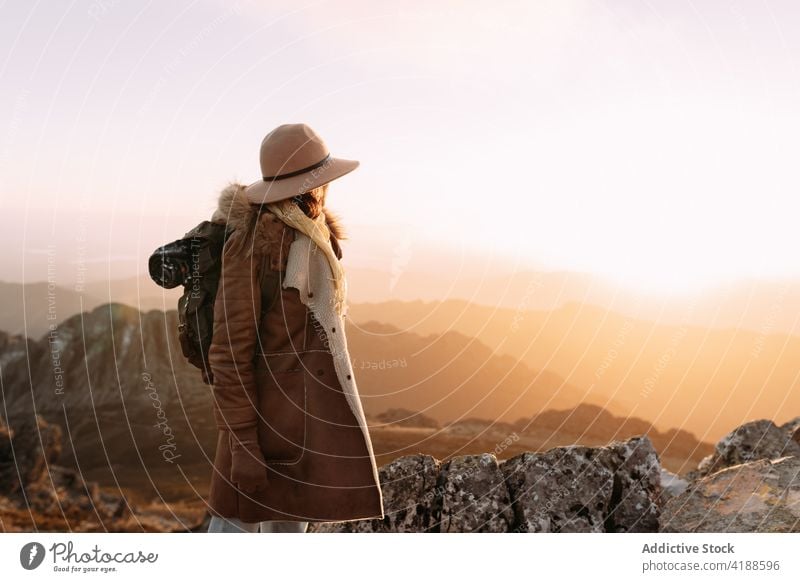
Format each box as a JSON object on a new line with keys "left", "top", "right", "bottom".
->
{"left": 349, "top": 299, "right": 800, "bottom": 439}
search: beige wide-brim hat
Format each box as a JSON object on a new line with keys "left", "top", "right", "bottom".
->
{"left": 243, "top": 123, "right": 359, "bottom": 205}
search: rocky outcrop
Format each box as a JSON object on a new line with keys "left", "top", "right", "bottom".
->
{"left": 1, "top": 414, "right": 125, "bottom": 531}
{"left": 439, "top": 453, "right": 514, "bottom": 532}
{"left": 310, "top": 436, "right": 661, "bottom": 533}
{"left": 313, "top": 454, "right": 440, "bottom": 532}
{"left": 504, "top": 436, "right": 660, "bottom": 532}
{"left": 662, "top": 415, "right": 800, "bottom": 533}
{"left": 661, "top": 456, "right": 800, "bottom": 532}
{"left": 311, "top": 416, "right": 800, "bottom": 534}
{"left": 690, "top": 418, "right": 800, "bottom": 479}
{"left": 782, "top": 417, "right": 800, "bottom": 441}
{"left": 0, "top": 415, "right": 62, "bottom": 498}
{"left": 0, "top": 415, "right": 201, "bottom": 532}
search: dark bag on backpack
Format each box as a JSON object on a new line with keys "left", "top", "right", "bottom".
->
{"left": 148, "top": 221, "right": 230, "bottom": 385}
{"left": 149, "top": 212, "right": 288, "bottom": 385}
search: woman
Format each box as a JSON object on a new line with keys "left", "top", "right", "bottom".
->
{"left": 205, "top": 123, "right": 384, "bottom": 533}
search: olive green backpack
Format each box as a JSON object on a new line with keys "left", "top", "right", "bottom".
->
{"left": 148, "top": 220, "right": 277, "bottom": 384}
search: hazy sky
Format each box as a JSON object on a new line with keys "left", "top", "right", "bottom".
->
{"left": 2, "top": 0, "right": 800, "bottom": 294}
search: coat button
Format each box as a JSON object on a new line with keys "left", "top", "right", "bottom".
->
{"left": 317, "top": 369, "right": 324, "bottom": 376}
{"left": 308, "top": 291, "right": 314, "bottom": 298}
{"left": 346, "top": 374, "right": 352, "bottom": 380}
{"left": 331, "top": 327, "right": 336, "bottom": 333}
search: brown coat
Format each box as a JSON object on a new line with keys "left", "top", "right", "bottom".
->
{"left": 205, "top": 183, "right": 384, "bottom": 524}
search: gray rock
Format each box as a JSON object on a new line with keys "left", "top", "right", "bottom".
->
{"left": 597, "top": 436, "right": 662, "bottom": 532}
{"left": 691, "top": 453, "right": 715, "bottom": 480}
{"left": 780, "top": 417, "right": 800, "bottom": 444}
{"left": 502, "top": 447, "right": 611, "bottom": 532}
{"left": 502, "top": 436, "right": 661, "bottom": 532}
{"left": 661, "top": 456, "right": 800, "bottom": 532}
{"left": 310, "top": 454, "right": 440, "bottom": 532}
{"left": 693, "top": 419, "right": 800, "bottom": 479}
{"left": 312, "top": 453, "right": 516, "bottom": 533}
{"left": 436, "top": 453, "right": 514, "bottom": 532}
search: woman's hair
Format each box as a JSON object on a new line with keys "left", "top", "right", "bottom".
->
{"left": 291, "top": 183, "right": 328, "bottom": 219}
{"left": 231, "top": 183, "right": 329, "bottom": 257}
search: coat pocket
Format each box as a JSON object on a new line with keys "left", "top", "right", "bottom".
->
{"left": 255, "top": 353, "right": 307, "bottom": 464}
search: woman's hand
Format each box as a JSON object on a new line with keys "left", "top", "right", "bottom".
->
{"left": 228, "top": 428, "right": 269, "bottom": 494}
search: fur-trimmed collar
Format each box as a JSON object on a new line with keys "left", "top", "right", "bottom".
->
{"left": 210, "top": 181, "right": 347, "bottom": 254}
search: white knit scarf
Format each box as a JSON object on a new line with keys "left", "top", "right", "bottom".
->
{"left": 266, "top": 199, "right": 347, "bottom": 316}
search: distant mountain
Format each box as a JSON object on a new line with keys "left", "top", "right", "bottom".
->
{"left": 370, "top": 403, "right": 712, "bottom": 474}
{"left": 81, "top": 275, "right": 183, "bottom": 313}
{"left": 4, "top": 272, "right": 799, "bottom": 442}
{"left": 371, "top": 408, "right": 439, "bottom": 429}
{"left": 348, "top": 299, "right": 800, "bottom": 441}
{"left": 6, "top": 270, "right": 800, "bottom": 338}
{"left": 0, "top": 280, "right": 106, "bottom": 339}
{"left": 0, "top": 279, "right": 184, "bottom": 339}
{"left": 512, "top": 403, "right": 713, "bottom": 474}
{"left": 347, "top": 320, "right": 599, "bottom": 423}
{"left": 311, "top": 269, "right": 800, "bottom": 337}
{"left": 0, "top": 304, "right": 217, "bottom": 501}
